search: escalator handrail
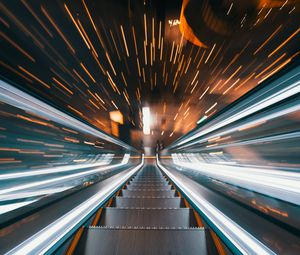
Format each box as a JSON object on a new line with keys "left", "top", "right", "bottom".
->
{"left": 5, "top": 156, "right": 144, "bottom": 255}
{"left": 0, "top": 79, "right": 136, "bottom": 151}
{"left": 157, "top": 155, "right": 275, "bottom": 255}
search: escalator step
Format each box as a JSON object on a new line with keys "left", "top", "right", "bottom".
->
{"left": 113, "top": 197, "right": 185, "bottom": 208}
{"left": 74, "top": 227, "right": 208, "bottom": 255}
{"left": 135, "top": 174, "right": 163, "bottom": 177}
{"left": 127, "top": 182, "right": 171, "bottom": 189}
{"left": 126, "top": 185, "right": 172, "bottom": 190}
{"left": 133, "top": 177, "right": 164, "bottom": 180}
{"left": 98, "top": 208, "right": 197, "bottom": 227}
{"left": 130, "top": 180, "right": 167, "bottom": 184}
{"left": 121, "top": 189, "right": 176, "bottom": 197}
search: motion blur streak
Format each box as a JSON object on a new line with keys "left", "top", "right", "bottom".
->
{"left": 157, "top": 157, "right": 275, "bottom": 255}
{"left": 172, "top": 153, "right": 300, "bottom": 205}
{"left": 0, "top": 154, "right": 130, "bottom": 196}
{"left": 0, "top": 153, "right": 113, "bottom": 180}
{"left": 166, "top": 65, "right": 300, "bottom": 205}
{"left": 6, "top": 157, "right": 144, "bottom": 255}
{"left": 0, "top": 80, "right": 139, "bottom": 215}
{"left": 175, "top": 66, "right": 300, "bottom": 147}
{"left": 0, "top": 0, "right": 299, "bottom": 254}
{"left": 0, "top": 80, "right": 134, "bottom": 150}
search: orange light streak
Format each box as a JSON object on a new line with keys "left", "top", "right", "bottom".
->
{"left": 105, "top": 52, "right": 116, "bottom": 75}
{"left": 80, "top": 62, "right": 96, "bottom": 83}
{"left": 52, "top": 77, "right": 73, "bottom": 94}
{"left": 205, "top": 43, "right": 216, "bottom": 64}
{"left": 41, "top": 6, "right": 75, "bottom": 54}
{"left": 64, "top": 137, "right": 80, "bottom": 143}
{"left": 144, "top": 40, "right": 148, "bottom": 65}
{"left": 91, "top": 51, "right": 106, "bottom": 75}
{"left": 121, "top": 72, "right": 128, "bottom": 87}
{"left": 210, "top": 80, "right": 222, "bottom": 94}
{"left": 160, "top": 37, "right": 164, "bottom": 61}
{"left": 62, "top": 128, "right": 78, "bottom": 134}
{"left": 111, "top": 100, "right": 118, "bottom": 110}
{"left": 253, "top": 25, "right": 282, "bottom": 55}
{"left": 0, "top": 32, "right": 35, "bottom": 62}
{"left": 199, "top": 86, "right": 209, "bottom": 99}
{"left": 255, "top": 53, "right": 286, "bottom": 78}
{"left": 205, "top": 102, "right": 217, "bottom": 114}
{"left": 120, "top": 25, "right": 129, "bottom": 57}
{"left": 223, "top": 78, "right": 240, "bottom": 95}
{"left": 95, "top": 93, "right": 105, "bottom": 104}
{"left": 0, "top": 61, "right": 33, "bottom": 83}
{"left": 77, "top": 18, "right": 99, "bottom": 57}
{"left": 234, "top": 73, "right": 256, "bottom": 91}
{"left": 144, "top": 14, "right": 148, "bottom": 45}
{"left": 223, "top": 65, "right": 243, "bottom": 86}
{"left": 196, "top": 50, "right": 206, "bottom": 69}
{"left": 16, "top": 114, "right": 50, "bottom": 126}
{"left": 73, "top": 69, "right": 89, "bottom": 87}
{"left": 132, "top": 26, "right": 138, "bottom": 56}
{"left": 158, "top": 21, "right": 162, "bottom": 49}
{"left": 136, "top": 57, "right": 141, "bottom": 77}
{"left": 89, "top": 99, "right": 100, "bottom": 110}
{"left": 110, "top": 30, "right": 121, "bottom": 60}
{"left": 67, "top": 105, "right": 83, "bottom": 116}
{"left": 82, "top": 0, "right": 107, "bottom": 51}
{"left": 18, "top": 66, "right": 50, "bottom": 88}
{"left": 64, "top": 4, "right": 90, "bottom": 50}
{"left": 268, "top": 28, "right": 300, "bottom": 58}
{"left": 170, "top": 41, "right": 175, "bottom": 62}
{"left": 21, "top": 0, "right": 53, "bottom": 37}
{"left": 259, "top": 57, "right": 292, "bottom": 84}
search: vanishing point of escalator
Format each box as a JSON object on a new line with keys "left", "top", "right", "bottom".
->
{"left": 66, "top": 162, "right": 224, "bottom": 254}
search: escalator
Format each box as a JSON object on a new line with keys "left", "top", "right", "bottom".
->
{"left": 65, "top": 161, "right": 225, "bottom": 254}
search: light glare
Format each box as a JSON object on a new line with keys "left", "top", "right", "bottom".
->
{"left": 142, "top": 107, "right": 151, "bottom": 135}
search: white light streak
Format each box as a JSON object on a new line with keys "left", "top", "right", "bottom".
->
{"left": 6, "top": 157, "right": 144, "bottom": 255}
{"left": 142, "top": 107, "right": 151, "bottom": 135}
{"left": 0, "top": 154, "right": 113, "bottom": 180}
{"left": 172, "top": 154, "right": 300, "bottom": 205}
{"left": 227, "top": 3, "right": 233, "bottom": 15}
{"left": 177, "top": 76, "right": 300, "bottom": 146}
{"left": 157, "top": 156, "right": 275, "bottom": 255}
{"left": 0, "top": 80, "right": 134, "bottom": 150}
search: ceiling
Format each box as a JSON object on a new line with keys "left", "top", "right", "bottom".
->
{"left": 1, "top": 0, "right": 299, "bottom": 148}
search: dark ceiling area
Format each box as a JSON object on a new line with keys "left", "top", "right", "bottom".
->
{"left": 1, "top": 0, "right": 299, "bottom": 148}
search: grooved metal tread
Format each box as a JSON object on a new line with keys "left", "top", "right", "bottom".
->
{"left": 121, "top": 189, "right": 176, "bottom": 197}
{"left": 74, "top": 228, "right": 208, "bottom": 255}
{"left": 125, "top": 187, "right": 173, "bottom": 191}
{"left": 130, "top": 179, "right": 167, "bottom": 181}
{"left": 90, "top": 226, "right": 204, "bottom": 230}
{"left": 127, "top": 185, "right": 170, "bottom": 189}
{"left": 113, "top": 197, "right": 184, "bottom": 208}
{"left": 128, "top": 182, "right": 169, "bottom": 186}
{"left": 129, "top": 182, "right": 168, "bottom": 185}
{"left": 98, "top": 208, "right": 197, "bottom": 227}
